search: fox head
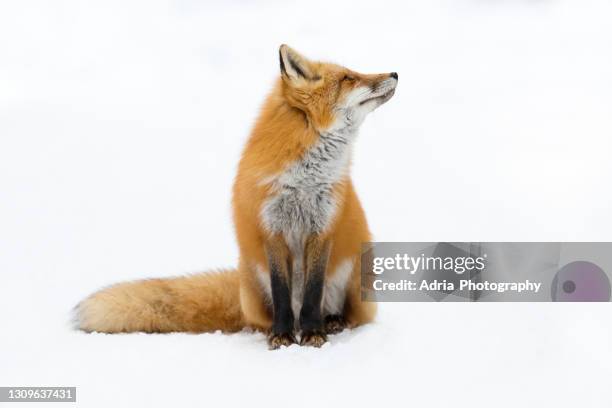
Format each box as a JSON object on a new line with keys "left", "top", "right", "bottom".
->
{"left": 278, "top": 44, "right": 398, "bottom": 132}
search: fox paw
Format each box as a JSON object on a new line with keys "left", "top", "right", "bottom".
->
{"left": 300, "top": 331, "right": 327, "bottom": 348}
{"left": 268, "top": 333, "right": 297, "bottom": 350}
{"left": 324, "top": 315, "right": 347, "bottom": 334}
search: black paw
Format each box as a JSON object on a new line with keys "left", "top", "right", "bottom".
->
{"left": 268, "top": 332, "right": 297, "bottom": 350}
{"left": 324, "top": 315, "right": 347, "bottom": 335}
{"left": 300, "top": 331, "right": 327, "bottom": 347}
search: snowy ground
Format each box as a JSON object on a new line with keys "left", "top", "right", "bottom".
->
{"left": 1, "top": 0, "right": 612, "bottom": 407}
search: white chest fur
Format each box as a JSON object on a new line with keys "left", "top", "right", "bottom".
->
{"left": 260, "top": 129, "right": 355, "bottom": 238}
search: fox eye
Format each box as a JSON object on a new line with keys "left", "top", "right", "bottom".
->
{"left": 341, "top": 75, "right": 355, "bottom": 82}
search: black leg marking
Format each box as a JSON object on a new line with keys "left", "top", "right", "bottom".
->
{"left": 299, "top": 238, "right": 330, "bottom": 347}
{"left": 266, "top": 240, "right": 296, "bottom": 350}
{"left": 300, "top": 267, "right": 325, "bottom": 333}
{"left": 270, "top": 263, "right": 294, "bottom": 335}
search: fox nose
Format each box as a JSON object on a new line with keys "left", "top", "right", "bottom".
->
{"left": 390, "top": 72, "right": 398, "bottom": 80}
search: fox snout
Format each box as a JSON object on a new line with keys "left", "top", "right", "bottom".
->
{"left": 357, "top": 72, "right": 398, "bottom": 108}
{"left": 371, "top": 72, "right": 398, "bottom": 94}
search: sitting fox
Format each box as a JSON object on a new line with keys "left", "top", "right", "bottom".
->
{"left": 76, "top": 45, "right": 398, "bottom": 349}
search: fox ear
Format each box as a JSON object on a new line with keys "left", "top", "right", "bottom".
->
{"left": 279, "top": 44, "right": 315, "bottom": 82}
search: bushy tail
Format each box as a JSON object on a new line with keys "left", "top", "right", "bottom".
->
{"left": 75, "top": 269, "right": 244, "bottom": 333}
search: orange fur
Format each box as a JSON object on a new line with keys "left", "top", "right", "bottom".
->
{"left": 77, "top": 270, "right": 243, "bottom": 333}
{"left": 76, "top": 45, "right": 396, "bottom": 339}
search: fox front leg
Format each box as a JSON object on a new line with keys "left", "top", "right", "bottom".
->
{"left": 299, "top": 236, "right": 331, "bottom": 347}
{"left": 265, "top": 236, "right": 297, "bottom": 349}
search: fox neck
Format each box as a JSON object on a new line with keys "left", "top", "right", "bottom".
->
{"left": 258, "top": 104, "right": 358, "bottom": 235}
{"left": 295, "top": 127, "right": 355, "bottom": 187}
{"left": 246, "top": 81, "right": 360, "bottom": 177}
{"left": 265, "top": 97, "right": 358, "bottom": 191}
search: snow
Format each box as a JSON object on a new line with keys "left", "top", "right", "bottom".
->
{"left": 1, "top": 0, "right": 612, "bottom": 407}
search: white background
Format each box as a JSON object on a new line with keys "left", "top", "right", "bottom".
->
{"left": 1, "top": 0, "right": 611, "bottom": 407}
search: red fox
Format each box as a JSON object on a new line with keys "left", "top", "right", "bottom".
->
{"left": 76, "top": 45, "right": 398, "bottom": 349}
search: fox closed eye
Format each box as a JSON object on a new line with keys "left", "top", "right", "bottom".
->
{"left": 341, "top": 75, "right": 355, "bottom": 82}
